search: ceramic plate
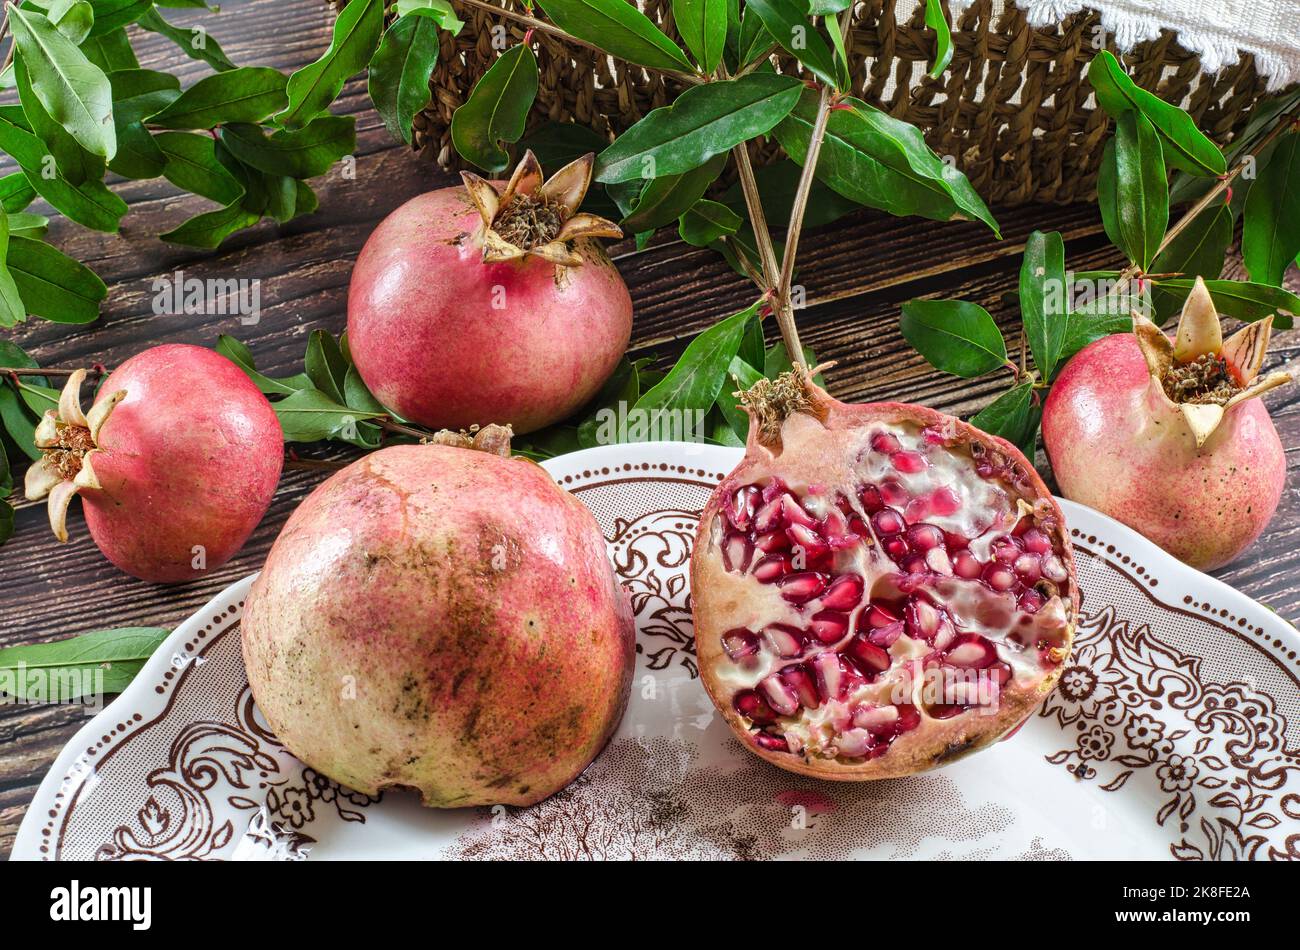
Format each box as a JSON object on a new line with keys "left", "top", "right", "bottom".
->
{"left": 12, "top": 443, "right": 1300, "bottom": 861}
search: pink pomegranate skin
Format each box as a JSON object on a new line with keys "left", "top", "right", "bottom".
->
{"left": 83, "top": 344, "right": 283, "bottom": 583}
{"left": 346, "top": 185, "right": 632, "bottom": 434}
{"left": 241, "top": 444, "right": 635, "bottom": 808}
{"left": 1043, "top": 333, "right": 1286, "bottom": 571}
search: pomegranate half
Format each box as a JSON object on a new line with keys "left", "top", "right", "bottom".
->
{"left": 692, "top": 373, "right": 1079, "bottom": 778}
{"left": 241, "top": 430, "right": 635, "bottom": 807}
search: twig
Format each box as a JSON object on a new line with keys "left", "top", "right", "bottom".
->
{"left": 375, "top": 417, "right": 434, "bottom": 440}
{"left": 451, "top": 0, "right": 702, "bottom": 85}
{"left": 730, "top": 141, "right": 780, "bottom": 290}
{"left": 1, "top": 366, "right": 103, "bottom": 378}
{"left": 724, "top": 235, "right": 766, "bottom": 290}
{"left": 734, "top": 44, "right": 778, "bottom": 79}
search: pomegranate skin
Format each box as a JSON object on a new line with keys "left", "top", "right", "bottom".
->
{"left": 83, "top": 344, "right": 283, "bottom": 583}
{"left": 347, "top": 185, "right": 632, "bottom": 434}
{"left": 241, "top": 444, "right": 635, "bottom": 807}
{"left": 1042, "top": 333, "right": 1286, "bottom": 571}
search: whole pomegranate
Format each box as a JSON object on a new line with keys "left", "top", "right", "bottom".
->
{"left": 692, "top": 371, "right": 1079, "bottom": 779}
{"left": 1043, "top": 277, "right": 1292, "bottom": 570}
{"left": 347, "top": 150, "right": 632, "bottom": 435}
{"left": 24, "top": 344, "right": 283, "bottom": 583}
{"left": 241, "top": 429, "right": 635, "bottom": 807}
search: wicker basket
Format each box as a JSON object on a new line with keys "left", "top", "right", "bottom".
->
{"left": 406, "top": 0, "right": 1284, "bottom": 205}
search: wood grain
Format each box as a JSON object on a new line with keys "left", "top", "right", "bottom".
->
{"left": 1, "top": 0, "right": 1297, "bottom": 857}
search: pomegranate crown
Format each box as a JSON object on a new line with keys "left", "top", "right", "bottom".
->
{"left": 1133, "top": 276, "right": 1293, "bottom": 447}
{"left": 23, "top": 369, "right": 126, "bottom": 543}
{"left": 460, "top": 150, "right": 622, "bottom": 267}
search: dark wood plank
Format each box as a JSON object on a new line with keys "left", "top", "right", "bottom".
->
{"left": 1, "top": 0, "right": 1297, "bottom": 857}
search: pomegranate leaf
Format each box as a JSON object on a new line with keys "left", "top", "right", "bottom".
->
{"left": 678, "top": 198, "right": 742, "bottom": 246}
{"left": 1113, "top": 110, "right": 1168, "bottom": 271}
{"left": 923, "top": 0, "right": 953, "bottom": 78}
{"left": 900, "top": 298, "right": 1007, "bottom": 378}
{"left": 717, "top": 355, "right": 764, "bottom": 441}
{"left": 1151, "top": 279, "right": 1297, "bottom": 331}
{"left": 0, "top": 215, "right": 26, "bottom": 329}
{"left": 156, "top": 131, "right": 245, "bottom": 205}
{"left": 5, "top": 236, "right": 105, "bottom": 323}
{"left": 743, "top": 0, "right": 837, "bottom": 87}
{"left": 536, "top": 0, "right": 693, "bottom": 74}
{"left": 368, "top": 12, "right": 443, "bottom": 146}
{"left": 1019, "top": 231, "right": 1068, "bottom": 380}
{"left": 1088, "top": 50, "right": 1224, "bottom": 178}
{"left": 80, "top": 27, "right": 141, "bottom": 73}
{"left": 14, "top": 53, "right": 105, "bottom": 186}
{"left": 971, "top": 382, "right": 1037, "bottom": 456}
{"left": 1150, "top": 201, "right": 1232, "bottom": 320}
{"left": 595, "top": 73, "right": 802, "bottom": 183}
{"left": 305, "top": 330, "right": 349, "bottom": 404}
{"left": 146, "top": 66, "right": 289, "bottom": 129}
{"left": 621, "top": 152, "right": 727, "bottom": 233}
{"left": 273, "top": 388, "right": 385, "bottom": 444}
{"left": 220, "top": 116, "right": 356, "bottom": 179}
{"left": 0, "top": 173, "right": 37, "bottom": 213}
{"left": 450, "top": 44, "right": 539, "bottom": 173}
{"left": 136, "top": 7, "right": 237, "bottom": 73}
{"left": 734, "top": 8, "right": 774, "bottom": 65}
{"left": 276, "top": 0, "right": 383, "bottom": 130}
{"left": 216, "top": 334, "right": 314, "bottom": 397}
{"left": 673, "top": 0, "right": 727, "bottom": 74}
{"left": 763, "top": 341, "right": 822, "bottom": 383}
{"left": 1242, "top": 132, "right": 1300, "bottom": 286}
{"left": 0, "top": 626, "right": 171, "bottom": 702}
{"left": 158, "top": 200, "right": 260, "bottom": 249}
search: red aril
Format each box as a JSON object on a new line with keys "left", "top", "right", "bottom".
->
{"left": 692, "top": 371, "right": 1079, "bottom": 779}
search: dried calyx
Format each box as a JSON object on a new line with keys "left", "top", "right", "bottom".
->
{"left": 426, "top": 423, "right": 513, "bottom": 457}
{"left": 461, "top": 150, "right": 622, "bottom": 267}
{"left": 739, "top": 366, "right": 828, "bottom": 447}
{"left": 23, "top": 369, "right": 126, "bottom": 542}
{"left": 1134, "top": 276, "right": 1293, "bottom": 447}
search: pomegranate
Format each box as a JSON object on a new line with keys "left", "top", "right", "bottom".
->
{"left": 347, "top": 150, "right": 632, "bottom": 435}
{"left": 241, "top": 428, "right": 635, "bottom": 807}
{"left": 23, "top": 344, "right": 283, "bottom": 583}
{"left": 692, "top": 371, "right": 1079, "bottom": 779}
{"left": 1043, "top": 277, "right": 1292, "bottom": 570}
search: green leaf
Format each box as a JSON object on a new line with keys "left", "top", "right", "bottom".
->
{"left": 0, "top": 626, "right": 170, "bottom": 702}
{"left": 0, "top": 214, "right": 27, "bottom": 328}
{"left": 277, "top": 0, "right": 384, "bottom": 129}
{"left": 735, "top": 8, "right": 773, "bottom": 64}
{"left": 822, "top": 11, "right": 850, "bottom": 91}
{"left": 220, "top": 116, "right": 356, "bottom": 178}
{"left": 673, "top": 0, "right": 727, "bottom": 74}
{"left": 1096, "top": 138, "right": 1123, "bottom": 251}
{"left": 6, "top": 235, "right": 105, "bottom": 323}
{"left": 1114, "top": 109, "right": 1167, "bottom": 270}
{"left": 147, "top": 66, "right": 289, "bottom": 129}
{"left": 6, "top": 212, "right": 49, "bottom": 238}
{"left": 216, "top": 335, "right": 314, "bottom": 395}
{"left": 773, "top": 92, "right": 999, "bottom": 235}
{"left": 596, "top": 73, "right": 801, "bottom": 183}
{"left": 0, "top": 109, "right": 127, "bottom": 231}
{"left": 679, "top": 198, "right": 742, "bottom": 246}
{"left": 14, "top": 53, "right": 104, "bottom": 184}
{"left": 0, "top": 173, "right": 37, "bottom": 212}
{"left": 1088, "top": 50, "right": 1224, "bottom": 177}
{"left": 79, "top": 27, "right": 139, "bottom": 72}
{"left": 1150, "top": 201, "right": 1231, "bottom": 319}
{"left": 1151, "top": 278, "right": 1298, "bottom": 330}
{"left": 924, "top": 0, "right": 953, "bottom": 78}
{"left": 1057, "top": 310, "right": 1131, "bottom": 369}
{"left": 44, "top": 0, "right": 95, "bottom": 45}
{"left": 716, "top": 355, "right": 763, "bottom": 441}
{"left": 155, "top": 131, "right": 244, "bottom": 205}
{"left": 106, "top": 68, "right": 182, "bottom": 180}
{"left": 536, "top": 0, "right": 693, "bottom": 73}
{"left": 394, "top": 0, "right": 464, "bottom": 33}
{"left": 8, "top": 6, "right": 116, "bottom": 159}
{"left": 621, "top": 152, "right": 726, "bottom": 232}
{"left": 900, "top": 298, "right": 1007, "bottom": 378}
{"left": 159, "top": 201, "right": 261, "bottom": 249}
{"left": 634, "top": 301, "right": 762, "bottom": 419}
{"left": 1242, "top": 132, "right": 1300, "bottom": 286}
{"left": 1019, "top": 230, "right": 1067, "bottom": 380}
{"left": 274, "top": 387, "right": 384, "bottom": 443}
{"left": 136, "top": 7, "right": 237, "bottom": 72}
{"left": 86, "top": 0, "right": 153, "bottom": 36}
{"left": 0, "top": 382, "right": 41, "bottom": 460}
{"left": 368, "top": 12, "right": 441, "bottom": 145}
{"left": 970, "top": 382, "right": 1036, "bottom": 449}
{"left": 743, "top": 0, "right": 837, "bottom": 86}
{"left": 720, "top": 157, "right": 858, "bottom": 229}
{"left": 305, "top": 330, "right": 348, "bottom": 403}
{"left": 763, "top": 340, "right": 822, "bottom": 382}
{"left": 450, "top": 44, "right": 538, "bottom": 173}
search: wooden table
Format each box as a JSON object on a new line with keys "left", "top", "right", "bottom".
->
{"left": 1, "top": 1, "right": 1296, "bottom": 858}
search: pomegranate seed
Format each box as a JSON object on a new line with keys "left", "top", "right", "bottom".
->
{"left": 871, "top": 431, "right": 901, "bottom": 454}
{"left": 860, "top": 484, "right": 884, "bottom": 513}
{"left": 812, "top": 653, "right": 846, "bottom": 700}
{"left": 906, "top": 524, "right": 944, "bottom": 551}
{"left": 721, "top": 628, "right": 759, "bottom": 661}
{"left": 901, "top": 554, "right": 928, "bottom": 574}
{"left": 1014, "top": 553, "right": 1041, "bottom": 583}
{"left": 932, "top": 617, "right": 957, "bottom": 651}
{"left": 780, "top": 493, "right": 817, "bottom": 529}
{"left": 865, "top": 603, "right": 899, "bottom": 627}
{"left": 868, "top": 620, "right": 904, "bottom": 647}
{"left": 734, "top": 689, "right": 776, "bottom": 724}
{"left": 905, "top": 598, "right": 940, "bottom": 640}
{"left": 820, "top": 573, "right": 864, "bottom": 610}
{"left": 883, "top": 536, "right": 909, "bottom": 560}
{"left": 944, "top": 633, "right": 998, "bottom": 669}
{"left": 928, "top": 703, "right": 965, "bottom": 720}
{"left": 725, "top": 485, "right": 760, "bottom": 531}
{"left": 846, "top": 636, "right": 891, "bottom": 677}
{"left": 781, "top": 666, "right": 820, "bottom": 709}
{"left": 892, "top": 450, "right": 927, "bottom": 474}
{"left": 1022, "top": 527, "right": 1052, "bottom": 554}
{"left": 754, "top": 530, "right": 790, "bottom": 553}
{"left": 721, "top": 532, "right": 754, "bottom": 574}
{"left": 992, "top": 537, "right": 1021, "bottom": 563}
{"left": 763, "top": 624, "right": 804, "bottom": 657}
{"left": 753, "top": 554, "right": 791, "bottom": 583}
{"left": 880, "top": 479, "right": 909, "bottom": 507}
{"left": 929, "top": 486, "right": 961, "bottom": 516}
{"left": 778, "top": 571, "right": 828, "bottom": 604}
{"left": 896, "top": 704, "right": 921, "bottom": 731}
{"left": 760, "top": 675, "right": 800, "bottom": 716}
{"left": 754, "top": 496, "right": 783, "bottom": 533}
{"left": 853, "top": 704, "right": 899, "bottom": 735}
{"left": 787, "top": 521, "right": 829, "bottom": 559}
{"left": 925, "top": 547, "right": 953, "bottom": 575}
{"left": 1042, "top": 554, "right": 1068, "bottom": 582}
{"left": 943, "top": 529, "right": 969, "bottom": 549}
{"left": 821, "top": 509, "right": 861, "bottom": 549}
{"left": 1018, "top": 589, "right": 1045, "bottom": 613}
{"left": 808, "top": 610, "right": 849, "bottom": 643}
{"left": 983, "top": 563, "right": 1017, "bottom": 591}
{"left": 953, "top": 550, "right": 982, "bottom": 579}
{"left": 988, "top": 662, "right": 1013, "bottom": 685}
{"left": 871, "top": 508, "right": 905, "bottom": 536}
{"left": 836, "top": 728, "right": 876, "bottom": 757}
{"left": 903, "top": 495, "right": 930, "bottom": 524}
{"left": 753, "top": 732, "right": 790, "bottom": 752}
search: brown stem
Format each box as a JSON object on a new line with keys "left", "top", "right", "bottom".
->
{"left": 730, "top": 141, "right": 780, "bottom": 289}
{"left": 2, "top": 366, "right": 103, "bottom": 378}
{"left": 733, "top": 44, "right": 778, "bottom": 79}
{"left": 724, "top": 235, "right": 766, "bottom": 290}
{"left": 375, "top": 417, "right": 434, "bottom": 440}
{"left": 451, "top": 0, "right": 702, "bottom": 85}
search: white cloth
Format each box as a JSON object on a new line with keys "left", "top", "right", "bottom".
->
{"left": 947, "top": 0, "right": 1300, "bottom": 90}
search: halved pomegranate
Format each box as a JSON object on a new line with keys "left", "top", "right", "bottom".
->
{"left": 692, "top": 371, "right": 1079, "bottom": 779}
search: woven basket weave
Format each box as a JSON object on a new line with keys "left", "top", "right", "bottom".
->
{"left": 406, "top": 0, "right": 1282, "bottom": 205}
